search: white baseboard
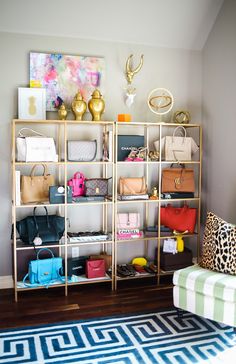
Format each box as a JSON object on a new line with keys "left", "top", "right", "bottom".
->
{"left": 0, "top": 275, "right": 13, "bottom": 289}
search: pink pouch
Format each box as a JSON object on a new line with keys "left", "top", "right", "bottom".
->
{"left": 67, "top": 172, "right": 85, "bottom": 197}
{"left": 117, "top": 213, "right": 140, "bottom": 229}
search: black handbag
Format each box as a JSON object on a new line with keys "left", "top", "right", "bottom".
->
{"left": 16, "top": 207, "right": 65, "bottom": 245}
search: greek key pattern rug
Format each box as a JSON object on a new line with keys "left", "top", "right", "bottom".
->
{"left": 0, "top": 309, "right": 235, "bottom": 364}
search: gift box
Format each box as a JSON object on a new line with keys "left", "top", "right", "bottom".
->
{"left": 66, "top": 256, "right": 88, "bottom": 277}
{"left": 86, "top": 259, "right": 106, "bottom": 279}
{"left": 159, "top": 247, "right": 193, "bottom": 271}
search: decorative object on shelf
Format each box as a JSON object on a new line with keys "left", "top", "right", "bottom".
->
{"left": 175, "top": 234, "right": 185, "bottom": 253}
{"left": 154, "top": 125, "right": 199, "bottom": 161}
{"left": 88, "top": 89, "right": 105, "bottom": 121}
{"left": 67, "top": 140, "right": 97, "bottom": 162}
{"left": 124, "top": 146, "right": 147, "bottom": 162}
{"left": 149, "top": 186, "right": 158, "bottom": 200}
{"left": 124, "top": 54, "right": 144, "bottom": 108}
{"left": 71, "top": 91, "right": 87, "bottom": 120}
{"left": 18, "top": 87, "right": 46, "bottom": 120}
{"left": 30, "top": 52, "right": 105, "bottom": 111}
{"left": 58, "top": 103, "right": 68, "bottom": 120}
{"left": 148, "top": 87, "right": 174, "bottom": 116}
{"left": 23, "top": 248, "right": 63, "bottom": 286}
{"left": 173, "top": 110, "right": 191, "bottom": 124}
{"left": 67, "top": 172, "right": 85, "bottom": 197}
{"left": 16, "top": 207, "right": 65, "bottom": 245}
{"left": 160, "top": 204, "right": 197, "bottom": 233}
{"left": 163, "top": 239, "right": 177, "bottom": 254}
{"left": 131, "top": 257, "right": 147, "bottom": 266}
{"left": 21, "top": 164, "right": 55, "bottom": 204}
{"left": 119, "top": 177, "right": 147, "bottom": 196}
{"left": 161, "top": 165, "right": 195, "bottom": 193}
{"left": 118, "top": 114, "right": 131, "bottom": 122}
{"left": 16, "top": 127, "right": 58, "bottom": 162}
{"left": 148, "top": 150, "right": 159, "bottom": 161}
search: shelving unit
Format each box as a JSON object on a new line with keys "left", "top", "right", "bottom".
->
{"left": 114, "top": 121, "right": 202, "bottom": 288}
{"left": 12, "top": 119, "right": 115, "bottom": 301}
{"left": 11, "top": 119, "right": 202, "bottom": 301}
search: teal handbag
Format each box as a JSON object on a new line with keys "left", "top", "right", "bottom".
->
{"left": 23, "top": 248, "right": 63, "bottom": 287}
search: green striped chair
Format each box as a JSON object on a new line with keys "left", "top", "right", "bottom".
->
{"left": 173, "top": 264, "right": 236, "bottom": 327}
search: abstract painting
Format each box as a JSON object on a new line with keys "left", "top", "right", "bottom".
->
{"left": 30, "top": 52, "right": 105, "bottom": 111}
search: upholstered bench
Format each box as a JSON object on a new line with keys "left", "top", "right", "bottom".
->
{"left": 173, "top": 264, "right": 236, "bottom": 327}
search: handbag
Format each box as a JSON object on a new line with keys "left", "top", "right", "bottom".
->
{"left": 154, "top": 126, "right": 199, "bottom": 161}
{"left": 161, "top": 166, "right": 195, "bottom": 193}
{"left": 119, "top": 177, "right": 147, "bottom": 195}
{"left": 86, "top": 259, "right": 106, "bottom": 279}
{"left": 85, "top": 178, "right": 110, "bottom": 196}
{"left": 117, "top": 213, "right": 140, "bottom": 229}
{"left": 16, "top": 207, "right": 65, "bottom": 244}
{"left": 160, "top": 204, "right": 197, "bottom": 233}
{"left": 67, "top": 172, "right": 85, "bottom": 197}
{"left": 16, "top": 128, "right": 58, "bottom": 162}
{"left": 89, "top": 252, "right": 112, "bottom": 271}
{"left": 67, "top": 140, "right": 97, "bottom": 162}
{"left": 23, "top": 248, "right": 63, "bottom": 286}
{"left": 21, "top": 164, "right": 55, "bottom": 204}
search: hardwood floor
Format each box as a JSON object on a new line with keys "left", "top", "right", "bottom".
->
{"left": 0, "top": 279, "right": 173, "bottom": 329}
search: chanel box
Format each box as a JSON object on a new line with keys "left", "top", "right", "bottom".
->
{"left": 117, "top": 135, "right": 144, "bottom": 161}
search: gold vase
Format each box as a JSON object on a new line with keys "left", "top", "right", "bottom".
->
{"left": 58, "top": 103, "right": 67, "bottom": 120}
{"left": 71, "top": 91, "right": 87, "bottom": 121}
{"left": 88, "top": 89, "right": 105, "bottom": 121}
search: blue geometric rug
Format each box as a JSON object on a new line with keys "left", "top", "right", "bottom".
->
{"left": 0, "top": 308, "right": 235, "bottom": 364}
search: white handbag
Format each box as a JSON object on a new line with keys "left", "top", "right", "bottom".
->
{"left": 67, "top": 140, "right": 97, "bottom": 162}
{"left": 16, "top": 128, "right": 58, "bottom": 162}
{"left": 154, "top": 126, "right": 198, "bottom": 161}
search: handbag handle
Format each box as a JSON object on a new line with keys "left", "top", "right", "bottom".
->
{"left": 172, "top": 126, "right": 187, "bottom": 138}
{"left": 18, "top": 127, "right": 45, "bottom": 138}
{"left": 36, "top": 248, "right": 55, "bottom": 260}
{"left": 33, "top": 206, "right": 50, "bottom": 230}
{"left": 73, "top": 172, "right": 85, "bottom": 180}
{"left": 30, "top": 164, "right": 48, "bottom": 179}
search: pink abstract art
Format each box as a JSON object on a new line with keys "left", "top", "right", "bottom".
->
{"left": 30, "top": 52, "right": 105, "bottom": 111}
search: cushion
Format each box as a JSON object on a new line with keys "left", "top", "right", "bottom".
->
{"left": 200, "top": 211, "right": 236, "bottom": 275}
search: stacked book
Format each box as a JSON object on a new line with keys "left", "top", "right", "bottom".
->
{"left": 117, "top": 229, "right": 143, "bottom": 240}
{"left": 67, "top": 232, "right": 109, "bottom": 243}
{"left": 117, "top": 194, "right": 149, "bottom": 201}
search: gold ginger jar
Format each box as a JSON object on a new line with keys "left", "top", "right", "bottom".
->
{"left": 71, "top": 91, "right": 87, "bottom": 121}
{"left": 88, "top": 89, "right": 105, "bottom": 121}
{"left": 58, "top": 103, "right": 67, "bottom": 120}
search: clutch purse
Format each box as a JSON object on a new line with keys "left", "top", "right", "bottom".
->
{"left": 119, "top": 177, "right": 147, "bottom": 195}
{"left": 67, "top": 140, "right": 97, "bottom": 162}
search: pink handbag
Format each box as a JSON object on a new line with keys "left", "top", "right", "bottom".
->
{"left": 67, "top": 172, "right": 85, "bottom": 197}
{"left": 117, "top": 213, "right": 140, "bottom": 229}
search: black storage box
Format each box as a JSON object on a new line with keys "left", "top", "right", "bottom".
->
{"left": 117, "top": 135, "right": 144, "bottom": 161}
{"left": 160, "top": 247, "right": 193, "bottom": 271}
{"left": 65, "top": 256, "right": 88, "bottom": 277}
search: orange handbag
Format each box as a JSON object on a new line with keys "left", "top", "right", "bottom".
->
{"left": 161, "top": 167, "right": 195, "bottom": 193}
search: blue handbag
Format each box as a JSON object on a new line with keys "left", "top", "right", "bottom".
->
{"left": 23, "top": 248, "right": 63, "bottom": 287}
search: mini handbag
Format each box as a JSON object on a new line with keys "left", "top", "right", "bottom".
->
{"left": 67, "top": 140, "right": 97, "bottom": 162}
{"left": 154, "top": 126, "right": 199, "bottom": 161}
{"left": 23, "top": 248, "right": 63, "bottom": 286}
{"left": 67, "top": 172, "right": 85, "bottom": 197}
{"left": 16, "top": 207, "right": 65, "bottom": 244}
{"left": 21, "top": 164, "right": 55, "bottom": 204}
{"left": 86, "top": 259, "right": 106, "bottom": 279}
{"left": 161, "top": 166, "right": 195, "bottom": 193}
{"left": 160, "top": 204, "right": 197, "bottom": 233}
{"left": 85, "top": 178, "right": 110, "bottom": 196}
{"left": 119, "top": 177, "right": 147, "bottom": 195}
{"left": 89, "top": 252, "right": 112, "bottom": 271}
{"left": 117, "top": 213, "right": 140, "bottom": 229}
{"left": 16, "top": 128, "right": 58, "bottom": 162}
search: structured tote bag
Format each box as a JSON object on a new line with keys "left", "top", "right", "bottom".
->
{"left": 16, "top": 127, "right": 58, "bottom": 162}
{"left": 160, "top": 204, "right": 197, "bottom": 233}
{"left": 161, "top": 166, "right": 195, "bottom": 193}
{"left": 21, "top": 164, "right": 55, "bottom": 204}
{"left": 16, "top": 207, "right": 65, "bottom": 244}
{"left": 117, "top": 213, "right": 140, "bottom": 229}
{"left": 119, "top": 177, "right": 147, "bottom": 195}
{"left": 85, "top": 178, "right": 110, "bottom": 196}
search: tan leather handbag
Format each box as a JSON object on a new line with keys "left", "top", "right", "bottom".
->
{"left": 119, "top": 177, "right": 147, "bottom": 195}
{"left": 161, "top": 167, "right": 195, "bottom": 193}
{"left": 21, "top": 164, "right": 55, "bottom": 204}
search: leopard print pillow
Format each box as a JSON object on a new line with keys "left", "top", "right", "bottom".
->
{"left": 200, "top": 211, "right": 236, "bottom": 275}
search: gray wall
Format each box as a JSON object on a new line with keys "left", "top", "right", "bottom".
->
{"left": 202, "top": 0, "right": 236, "bottom": 223}
{"left": 0, "top": 32, "right": 201, "bottom": 277}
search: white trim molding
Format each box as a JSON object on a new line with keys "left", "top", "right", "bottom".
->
{"left": 0, "top": 275, "right": 13, "bottom": 289}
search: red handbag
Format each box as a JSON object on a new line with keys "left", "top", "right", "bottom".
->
{"left": 86, "top": 259, "right": 106, "bottom": 279}
{"left": 160, "top": 204, "right": 197, "bottom": 233}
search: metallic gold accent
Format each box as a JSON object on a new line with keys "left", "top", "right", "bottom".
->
{"left": 149, "top": 95, "right": 172, "bottom": 110}
{"left": 88, "top": 89, "right": 105, "bottom": 121}
{"left": 71, "top": 91, "right": 87, "bottom": 121}
{"left": 58, "top": 103, "right": 68, "bottom": 120}
{"left": 125, "top": 54, "right": 144, "bottom": 84}
{"left": 173, "top": 110, "right": 191, "bottom": 124}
